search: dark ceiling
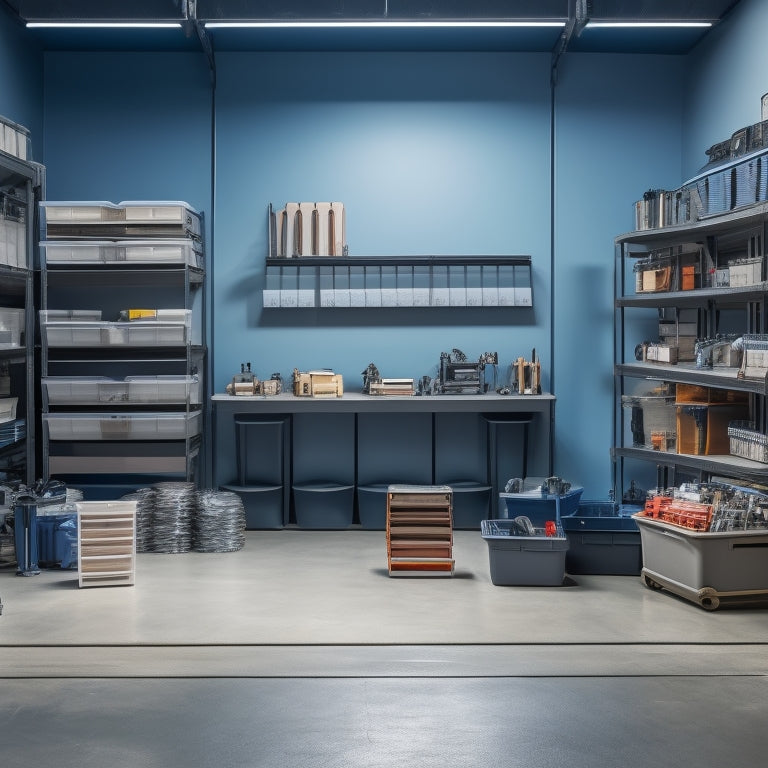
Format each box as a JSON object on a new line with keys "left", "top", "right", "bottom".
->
{"left": 2, "top": 1, "right": 744, "bottom": 54}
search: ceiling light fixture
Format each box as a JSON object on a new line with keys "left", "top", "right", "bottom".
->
{"left": 26, "top": 22, "right": 183, "bottom": 29}
{"left": 585, "top": 21, "right": 713, "bottom": 29}
{"left": 204, "top": 21, "right": 566, "bottom": 30}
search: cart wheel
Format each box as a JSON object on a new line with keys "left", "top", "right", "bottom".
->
{"left": 642, "top": 574, "right": 663, "bottom": 590}
{"left": 698, "top": 589, "right": 720, "bottom": 611}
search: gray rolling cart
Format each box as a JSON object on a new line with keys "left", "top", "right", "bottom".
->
{"left": 635, "top": 514, "right": 768, "bottom": 610}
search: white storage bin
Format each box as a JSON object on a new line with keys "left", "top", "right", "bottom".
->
{"left": 0, "top": 307, "right": 24, "bottom": 347}
{"left": 41, "top": 239, "right": 203, "bottom": 268}
{"left": 123, "top": 240, "right": 202, "bottom": 266}
{"left": 0, "top": 397, "right": 17, "bottom": 423}
{"left": 41, "top": 200, "right": 201, "bottom": 239}
{"left": 0, "top": 114, "right": 30, "bottom": 160}
{"left": 43, "top": 375, "right": 200, "bottom": 405}
{"left": 728, "top": 258, "right": 762, "bottom": 287}
{"left": 42, "top": 377, "right": 129, "bottom": 405}
{"left": 40, "top": 309, "right": 102, "bottom": 321}
{"left": 126, "top": 375, "right": 201, "bottom": 404}
{"left": 125, "top": 321, "right": 189, "bottom": 346}
{"left": 40, "top": 319, "right": 104, "bottom": 347}
{"left": 0, "top": 210, "right": 26, "bottom": 269}
{"left": 119, "top": 200, "right": 202, "bottom": 239}
{"left": 41, "top": 201, "right": 124, "bottom": 223}
{"left": 41, "top": 313, "right": 191, "bottom": 348}
{"left": 44, "top": 410, "right": 202, "bottom": 440}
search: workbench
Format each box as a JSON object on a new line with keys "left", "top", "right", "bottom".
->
{"left": 212, "top": 392, "right": 554, "bottom": 529}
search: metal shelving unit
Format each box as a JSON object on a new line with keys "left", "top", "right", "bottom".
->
{"left": 0, "top": 148, "right": 43, "bottom": 487}
{"left": 38, "top": 203, "right": 206, "bottom": 496}
{"left": 614, "top": 203, "right": 768, "bottom": 493}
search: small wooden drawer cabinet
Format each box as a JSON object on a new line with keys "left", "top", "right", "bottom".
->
{"left": 386, "top": 485, "right": 454, "bottom": 576}
{"left": 76, "top": 500, "right": 137, "bottom": 588}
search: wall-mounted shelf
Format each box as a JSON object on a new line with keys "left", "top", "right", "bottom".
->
{"left": 263, "top": 255, "right": 533, "bottom": 309}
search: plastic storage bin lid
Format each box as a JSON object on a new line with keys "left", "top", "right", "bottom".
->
{"left": 118, "top": 200, "right": 201, "bottom": 214}
{"left": 0, "top": 114, "right": 30, "bottom": 135}
{"left": 40, "top": 200, "right": 115, "bottom": 207}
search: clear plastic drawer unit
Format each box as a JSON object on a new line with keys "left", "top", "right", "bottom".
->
{"left": 41, "top": 201, "right": 202, "bottom": 239}
{"left": 43, "top": 411, "right": 202, "bottom": 441}
{"left": 40, "top": 309, "right": 193, "bottom": 347}
{"left": 42, "top": 375, "right": 201, "bottom": 406}
{"left": 41, "top": 239, "right": 203, "bottom": 268}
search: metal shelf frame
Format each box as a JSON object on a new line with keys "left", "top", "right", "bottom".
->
{"left": 614, "top": 202, "right": 768, "bottom": 495}
{"left": 0, "top": 150, "right": 42, "bottom": 485}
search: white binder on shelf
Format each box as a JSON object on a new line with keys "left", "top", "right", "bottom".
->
{"left": 314, "top": 202, "right": 331, "bottom": 256}
{"left": 297, "top": 202, "right": 314, "bottom": 257}
{"left": 329, "top": 202, "right": 345, "bottom": 257}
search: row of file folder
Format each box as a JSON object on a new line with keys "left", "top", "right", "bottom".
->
{"left": 263, "top": 263, "right": 532, "bottom": 308}
{"left": 269, "top": 202, "right": 346, "bottom": 258}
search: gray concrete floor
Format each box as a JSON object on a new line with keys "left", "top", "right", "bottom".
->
{"left": 2, "top": 529, "right": 768, "bottom": 766}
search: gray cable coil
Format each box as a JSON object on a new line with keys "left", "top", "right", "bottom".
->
{"left": 194, "top": 489, "right": 246, "bottom": 552}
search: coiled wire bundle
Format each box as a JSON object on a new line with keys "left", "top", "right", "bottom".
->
{"left": 194, "top": 489, "right": 246, "bottom": 552}
{"left": 120, "top": 487, "right": 156, "bottom": 552}
{"left": 151, "top": 482, "right": 197, "bottom": 553}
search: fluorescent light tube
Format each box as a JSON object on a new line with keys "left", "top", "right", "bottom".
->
{"left": 585, "top": 22, "right": 712, "bottom": 29}
{"left": 205, "top": 21, "right": 566, "bottom": 29}
{"left": 26, "top": 22, "right": 183, "bottom": 29}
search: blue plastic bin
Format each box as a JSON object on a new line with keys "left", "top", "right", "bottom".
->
{"left": 561, "top": 501, "right": 643, "bottom": 575}
{"left": 37, "top": 514, "right": 78, "bottom": 569}
{"left": 497, "top": 486, "right": 583, "bottom": 525}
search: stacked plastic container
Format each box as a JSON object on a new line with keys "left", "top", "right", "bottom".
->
{"left": 481, "top": 479, "right": 583, "bottom": 586}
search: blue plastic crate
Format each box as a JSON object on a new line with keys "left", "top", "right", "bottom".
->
{"left": 561, "top": 501, "right": 643, "bottom": 576}
{"left": 498, "top": 486, "right": 583, "bottom": 527}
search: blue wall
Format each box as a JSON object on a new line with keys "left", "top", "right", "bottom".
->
{"left": 42, "top": 52, "right": 212, "bottom": 213}
{"left": 553, "top": 54, "right": 685, "bottom": 498}
{"left": 2, "top": 0, "right": 763, "bottom": 497}
{"left": 0, "top": 5, "right": 42, "bottom": 161}
{"left": 213, "top": 51, "right": 551, "bottom": 405}
{"left": 682, "top": 0, "right": 768, "bottom": 181}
